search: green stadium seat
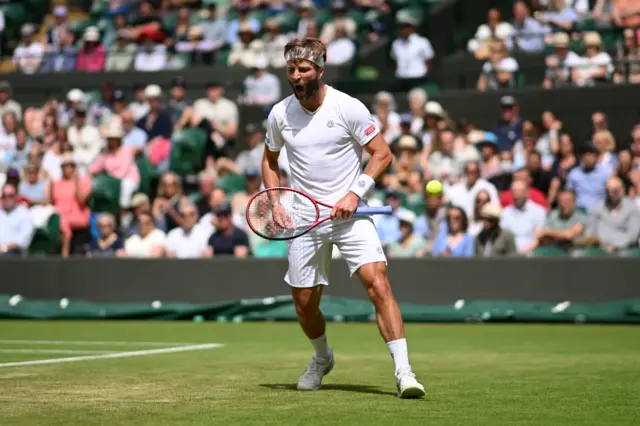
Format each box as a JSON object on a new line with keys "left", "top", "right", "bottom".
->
{"left": 29, "top": 213, "right": 61, "bottom": 256}
{"left": 216, "top": 46, "right": 231, "bottom": 66}
{"left": 529, "top": 245, "right": 567, "bottom": 257}
{"left": 218, "top": 174, "right": 247, "bottom": 198}
{"left": 570, "top": 246, "right": 611, "bottom": 257}
{"left": 89, "top": 173, "right": 121, "bottom": 214}
{"left": 277, "top": 10, "right": 299, "bottom": 33}
{"left": 170, "top": 128, "right": 208, "bottom": 176}
{"left": 162, "top": 15, "right": 178, "bottom": 33}
{"left": 620, "top": 247, "right": 640, "bottom": 257}
{"left": 404, "top": 192, "right": 425, "bottom": 216}
{"left": 90, "top": 0, "right": 110, "bottom": 21}
{"left": 134, "top": 154, "right": 156, "bottom": 196}
{"left": 347, "top": 10, "right": 367, "bottom": 33}
{"left": 316, "top": 10, "right": 334, "bottom": 27}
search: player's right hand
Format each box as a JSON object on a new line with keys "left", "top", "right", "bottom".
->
{"left": 272, "top": 203, "right": 293, "bottom": 229}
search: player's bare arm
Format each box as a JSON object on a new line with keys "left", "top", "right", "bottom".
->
{"left": 331, "top": 133, "right": 393, "bottom": 220}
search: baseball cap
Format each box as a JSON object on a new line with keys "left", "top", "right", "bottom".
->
{"left": 500, "top": 95, "right": 517, "bottom": 107}
{"left": 6, "top": 168, "right": 20, "bottom": 180}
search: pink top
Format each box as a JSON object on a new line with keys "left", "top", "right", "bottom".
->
{"left": 52, "top": 177, "right": 92, "bottom": 225}
{"left": 89, "top": 146, "right": 140, "bottom": 184}
{"left": 76, "top": 45, "right": 106, "bottom": 72}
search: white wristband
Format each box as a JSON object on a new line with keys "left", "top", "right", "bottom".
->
{"left": 349, "top": 174, "right": 375, "bottom": 199}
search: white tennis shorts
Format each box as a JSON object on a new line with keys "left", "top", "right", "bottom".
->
{"left": 284, "top": 217, "right": 387, "bottom": 288}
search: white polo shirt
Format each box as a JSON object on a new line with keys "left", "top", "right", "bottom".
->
{"left": 391, "top": 33, "right": 435, "bottom": 79}
{"left": 124, "top": 229, "right": 166, "bottom": 258}
{"left": 165, "top": 225, "right": 210, "bottom": 259}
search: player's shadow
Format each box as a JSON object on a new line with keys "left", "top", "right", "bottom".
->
{"left": 259, "top": 383, "right": 396, "bottom": 396}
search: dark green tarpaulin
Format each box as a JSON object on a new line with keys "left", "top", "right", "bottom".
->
{"left": 1, "top": 295, "right": 639, "bottom": 324}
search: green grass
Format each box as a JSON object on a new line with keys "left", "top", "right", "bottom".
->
{"left": 0, "top": 322, "right": 639, "bottom": 425}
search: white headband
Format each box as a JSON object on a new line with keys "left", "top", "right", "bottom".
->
{"left": 285, "top": 51, "right": 325, "bottom": 67}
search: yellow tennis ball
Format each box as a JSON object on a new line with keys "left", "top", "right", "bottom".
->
{"left": 426, "top": 180, "right": 443, "bottom": 195}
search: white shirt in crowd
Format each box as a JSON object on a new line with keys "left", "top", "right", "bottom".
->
{"left": 198, "top": 212, "right": 245, "bottom": 238}
{"left": 192, "top": 97, "right": 238, "bottom": 126}
{"left": 124, "top": 229, "right": 166, "bottom": 258}
{"left": 391, "top": 33, "right": 434, "bottom": 79}
{"left": 243, "top": 72, "right": 281, "bottom": 105}
{"left": 573, "top": 52, "right": 614, "bottom": 86}
{"left": 483, "top": 57, "right": 519, "bottom": 74}
{"left": 326, "top": 38, "right": 356, "bottom": 65}
{"left": 266, "top": 85, "right": 380, "bottom": 207}
{"left": 165, "top": 225, "right": 210, "bottom": 259}
{"left": 67, "top": 124, "right": 104, "bottom": 174}
{"left": 134, "top": 45, "right": 168, "bottom": 72}
{"left": 13, "top": 42, "right": 45, "bottom": 74}
{"left": 537, "top": 0, "right": 590, "bottom": 16}
{"left": 445, "top": 179, "right": 500, "bottom": 218}
{"left": 128, "top": 102, "right": 150, "bottom": 121}
{"left": 41, "top": 150, "right": 64, "bottom": 180}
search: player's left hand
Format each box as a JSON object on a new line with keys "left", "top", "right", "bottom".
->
{"left": 331, "top": 192, "right": 360, "bottom": 220}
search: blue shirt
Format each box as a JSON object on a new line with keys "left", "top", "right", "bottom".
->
{"left": 208, "top": 227, "right": 249, "bottom": 256}
{"left": 566, "top": 164, "right": 612, "bottom": 212}
{"left": 123, "top": 127, "right": 148, "bottom": 149}
{"left": 226, "top": 19, "right": 261, "bottom": 45}
{"left": 375, "top": 207, "right": 411, "bottom": 245}
{"left": 493, "top": 119, "right": 523, "bottom": 152}
{"left": 431, "top": 225, "right": 474, "bottom": 257}
{"left": 513, "top": 18, "right": 548, "bottom": 53}
{"left": 500, "top": 201, "right": 547, "bottom": 251}
{"left": 0, "top": 205, "right": 35, "bottom": 249}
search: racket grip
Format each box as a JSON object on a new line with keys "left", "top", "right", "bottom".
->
{"left": 354, "top": 205, "right": 393, "bottom": 215}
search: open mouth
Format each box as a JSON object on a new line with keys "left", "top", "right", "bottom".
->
{"left": 294, "top": 84, "right": 305, "bottom": 93}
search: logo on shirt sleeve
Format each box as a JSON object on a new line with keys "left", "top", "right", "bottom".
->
{"left": 365, "top": 124, "right": 376, "bottom": 136}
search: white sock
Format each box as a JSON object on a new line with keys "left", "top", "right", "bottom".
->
{"left": 387, "top": 338, "right": 410, "bottom": 374}
{"left": 310, "top": 334, "right": 332, "bottom": 359}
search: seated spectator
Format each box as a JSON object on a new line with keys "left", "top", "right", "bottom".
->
{"left": 198, "top": 188, "right": 229, "bottom": 236}
{"left": 536, "top": 188, "right": 587, "bottom": 252}
{"left": 387, "top": 210, "right": 427, "bottom": 258}
{"left": 326, "top": 22, "right": 356, "bottom": 66}
{"left": 407, "top": 88, "right": 427, "bottom": 136}
{"left": 385, "top": 135, "right": 422, "bottom": 194}
{"left": 0, "top": 81, "right": 23, "bottom": 123}
{"left": 614, "top": 28, "right": 640, "bottom": 84}
{"left": 543, "top": 32, "right": 582, "bottom": 88}
{"left": 122, "top": 212, "right": 166, "bottom": 258}
{"left": 616, "top": 150, "right": 639, "bottom": 197}
{"left": 241, "top": 57, "right": 281, "bottom": 106}
{"left": 0, "top": 183, "right": 35, "bottom": 256}
{"left": 105, "top": 30, "right": 137, "bottom": 72}
{"left": 52, "top": 154, "right": 92, "bottom": 257}
{"left": 205, "top": 201, "right": 250, "bottom": 258}
{"left": 134, "top": 34, "right": 168, "bottom": 72}
{"left": 500, "top": 180, "right": 547, "bottom": 253}
{"left": 585, "top": 176, "right": 640, "bottom": 253}
{"left": 121, "top": 111, "right": 148, "bottom": 150}
{"left": 536, "top": 111, "right": 562, "bottom": 161}
{"left": 468, "top": 189, "right": 491, "bottom": 237}
{"left": 475, "top": 132, "right": 501, "bottom": 180}
{"left": 513, "top": 121, "right": 543, "bottom": 169}
{"left": 262, "top": 19, "right": 289, "bottom": 68}
{"left": 226, "top": 5, "right": 261, "bottom": 46}
{"left": 477, "top": 40, "right": 519, "bottom": 92}
{"left": 166, "top": 202, "right": 210, "bottom": 258}
{"left": 18, "top": 162, "right": 50, "bottom": 207}
{"left": 194, "top": 169, "right": 218, "bottom": 218}
{"left": 468, "top": 8, "right": 516, "bottom": 56}
{"left": 3, "top": 128, "right": 31, "bottom": 173}
{"left": 321, "top": 0, "right": 358, "bottom": 44}
{"left": 493, "top": 95, "right": 524, "bottom": 152}
{"left": 223, "top": 123, "right": 265, "bottom": 175}
{"left": 572, "top": 32, "right": 614, "bottom": 87}
{"left": 191, "top": 81, "right": 239, "bottom": 145}
{"left": 0, "top": 111, "right": 18, "bottom": 159}
{"left": 534, "top": 0, "right": 579, "bottom": 32}
{"left": 101, "top": 11, "right": 129, "bottom": 48}
{"left": 13, "top": 24, "right": 44, "bottom": 74}
{"left": 372, "top": 92, "right": 401, "bottom": 143}
{"left": 414, "top": 192, "right": 447, "bottom": 247}
{"left": 526, "top": 150, "right": 553, "bottom": 195}
{"left": 76, "top": 27, "right": 106, "bottom": 72}
{"left": 136, "top": 85, "right": 172, "bottom": 168}
{"left": 374, "top": 189, "right": 412, "bottom": 246}
{"left": 547, "top": 133, "right": 578, "bottom": 205}
{"left": 502, "top": 168, "right": 548, "bottom": 210}
{"left": 199, "top": 3, "right": 228, "bottom": 52}
{"left": 128, "top": 83, "right": 150, "bottom": 121}
{"left": 474, "top": 203, "right": 517, "bottom": 257}
{"left": 41, "top": 28, "right": 77, "bottom": 73}
{"left": 228, "top": 23, "right": 265, "bottom": 68}
{"left": 86, "top": 213, "right": 123, "bottom": 257}
{"left": 593, "top": 129, "right": 617, "bottom": 172}
{"left": 153, "top": 172, "right": 188, "bottom": 232}
{"left": 46, "top": 5, "right": 69, "bottom": 50}
{"left": 168, "top": 6, "right": 192, "bottom": 45}
{"left": 566, "top": 141, "right": 611, "bottom": 211}
{"left": 445, "top": 161, "right": 500, "bottom": 218}
{"left": 67, "top": 107, "right": 104, "bottom": 175}
{"left": 231, "top": 169, "right": 261, "bottom": 225}
{"left": 88, "top": 125, "right": 140, "bottom": 210}
{"left": 431, "top": 206, "right": 474, "bottom": 257}
{"left": 125, "top": 193, "right": 156, "bottom": 237}
{"left": 175, "top": 25, "right": 215, "bottom": 66}
{"left": 296, "top": 1, "right": 317, "bottom": 38}
{"left": 427, "top": 129, "right": 465, "bottom": 184}
{"left": 511, "top": 1, "right": 548, "bottom": 53}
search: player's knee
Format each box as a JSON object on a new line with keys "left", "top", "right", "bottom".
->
{"left": 294, "top": 300, "right": 318, "bottom": 319}
{"left": 366, "top": 276, "right": 391, "bottom": 304}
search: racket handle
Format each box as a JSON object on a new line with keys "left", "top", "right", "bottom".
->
{"left": 354, "top": 205, "right": 393, "bottom": 215}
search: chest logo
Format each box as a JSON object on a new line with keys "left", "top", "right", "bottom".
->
{"left": 327, "top": 120, "right": 334, "bottom": 128}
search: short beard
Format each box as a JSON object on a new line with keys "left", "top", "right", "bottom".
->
{"left": 291, "top": 77, "right": 321, "bottom": 100}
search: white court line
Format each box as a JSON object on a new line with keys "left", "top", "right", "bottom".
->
{"left": 0, "top": 349, "right": 114, "bottom": 355}
{"left": 0, "top": 340, "right": 198, "bottom": 347}
{"left": 0, "top": 344, "right": 223, "bottom": 368}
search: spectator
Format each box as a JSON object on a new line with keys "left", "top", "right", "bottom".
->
{"left": 427, "top": 129, "right": 465, "bottom": 184}
{"left": 477, "top": 40, "right": 519, "bottom": 92}
{"left": 501, "top": 167, "right": 548, "bottom": 209}
{"left": 386, "top": 135, "right": 422, "bottom": 194}
{"left": 76, "top": 27, "right": 106, "bottom": 72}
{"left": 475, "top": 132, "right": 501, "bottom": 180}
{"left": 593, "top": 129, "right": 617, "bottom": 171}
{"left": 200, "top": 3, "right": 228, "bottom": 52}
{"left": 586, "top": 176, "right": 640, "bottom": 253}
{"left": 614, "top": 28, "right": 640, "bottom": 84}
{"left": 129, "top": 1, "right": 162, "bottom": 39}
{"left": 372, "top": 92, "right": 401, "bottom": 143}
{"left": 297, "top": 1, "right": 317, "bottom": 38}
{"left": 46, "top": 5, "right": 69, "bottom": 50}
{"left": 167, "top": 77, "right": 189, "bottom": 124}
{"left": 226, "top": 123, "right": 265, "bottom": 175}
{"left": 0, "top": 183, "right": 35, "bottom": 256}
{"left": 407, "top": 88, "right": 427, "bottom": 136}
{"left": 572, "top": 32, "right": 614, "bottom": 87}
{"left": 166, "top": 202, "right": 210, "bottom": 258}
{"left": 387, "top": 210, "right": 427, "bottom": 258}
{"left": 391, "top": 15, "right": 434, "bottom": 91}
{"left": 543, "top": 32, "right": 582, "bottom": 88}
{"left": 374, "top": 189, "right": 412, "bottom": 246}
{"left": 194, "top": 169, "right": 219, "bottom": 218}
{"left": 231, "top": 169, "right": 261, "bottom": 222}
{"left": 534, "top": 0, "right": 579, "bottom": 32}
{"left": 445, "top": 161, "right": 500, "bottom": 217}
{"left": 119, "top": 111, "right": 146, "bottom": 151}
{"left": 198, "top": 187, "right": 229, "bottom": 236}
{"left": 228, "top": 23, "right": 265, "bottom": 68}
{"left": 0, "top": 81, "right": 22, "bottom": 123}
{"left": 38, "top": 114, "right": 58, "bottom": 148}
{"left": 88, "top": 124, "right": 140, "bottom": 210}
{"left": 205, "top": 201, "right": 250, "bottom": 257}
{"left": 168, "top": 6, "right": 192, "bottom": 46}
{"left": 242, "top": 57, "right": 281, "bottom": 106}
{"left": 153, "top": 172, "right": 188, "bottom": 232}
{"left": 468, "top": 8, "right": 515, "bottom": 57}
{"left": 526, "top": 150, "right": 553, "bottom": 195}
{"left": 536, "top": 111, "right": 562, "bottom": 160}
{"left": 431, "top": 206, "right": 474, "bottom": 257}
{"left": 548, "top": 133, "right": 578, "bottom": 204}
{"left": 18, "top": 163, "right": 50, "bottom": 207}
{"left": 493, "top": 95, "right": 524, "bottom": 152}
{"left": 125, "top": 193, "right": 154, "bottom": 237}
{"left": 136, "top": 85, "right": 173, "bottom": 145}
{"left": 86, "top": 213, "right": 124, "bottom": 257}
{"left": 67, "top": 107, "right": 104, "bottom": 175}
{"left": 326, "top": 22, "right": 356, "bottom": 65}
{"left": 52, "top": 153, "right": 92, "bottom": 257}
{"left": 105, "top": 30, "right": 137, "bottom": 72}
{"left": 175, "top": 25, "right": 215, "bottom": 66}
{"left": 0, "top": 111, "right": 18, "bottom": 159}
{"left": 4, "top": 128, "right": 31, "bottom": 173}
{"left": 41, "top": 134, "right": 71, "bottom": 181}
{"left": 500, "top": 180, "right": 547, "bottom": 253}
{"left": 122, "top": 212, "right": 166, "bottom": 258}
{"left": 536, "top": 188, "right": 587, "bottom": 252}
{"left": 414, "top": 192, "right": 447, "bottom": 247}
{"left": 192, "top": 81, "right": 239, "bottom": 143}
{"left": 58, "top": 89, "right": 85, "bottom": 128}
{"left": 262, "top": 19, "right": 290, "bottom": 68}
{"left": 468, "top": 189, "right": 492, "bottom": 237}
{"left": 512, "top": 1, "right": 548, "bottom": 53}
{"left": 474, "top": 203, "right": 517, "bottom": 256}
{"left": 128, "top": 84, "right": 150, "bottom": 121}
{"left": 320, "top": 0, "right": 357, "bottom": 44}
{"left": 226, "top": 5, "right": 261, "bottom": 46}
{"left": 616, "top": 149, "right": 639, "bottom": 197}
{"left": 566, "top": 141, "right": 611, "bottom": 211}
{"left": 102, "top": 12, "right": 129, "bottom": 48}
{"left": 134, "top": 34, "right": 168, "bottom": 72}
{"left": 13, "top": 24, "right": 45, "bottom": 74}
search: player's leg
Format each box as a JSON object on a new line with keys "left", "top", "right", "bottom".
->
{"left": 285, "top": 233, "right": 335, "bottom": 390}
{"left": 335, "top": 218, "right": 425, "bottom": 398}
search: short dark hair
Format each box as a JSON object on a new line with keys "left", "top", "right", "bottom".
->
{"left": 447, "top": 206, "right": 469, "bottom": 233}
{"left": 528, "top": 150, "right": 542, "bottom": 160}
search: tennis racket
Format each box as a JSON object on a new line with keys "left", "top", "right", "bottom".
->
{"left": 245, "top": 187, "right": 392, "bottom": 241}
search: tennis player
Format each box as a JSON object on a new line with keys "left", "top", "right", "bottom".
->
{"left": 261, "top": 37, "right": 425, "bottom": 398}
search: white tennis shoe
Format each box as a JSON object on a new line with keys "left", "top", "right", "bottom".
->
{"left": 297, "top": 350, "right": 335, "bottom": 391}
{"left": 396, "top": 366, "right": 426, "bottom": 399}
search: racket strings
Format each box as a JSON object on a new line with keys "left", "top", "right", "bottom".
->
{"left": 246, "top": 189, "right": 318, "bottom": 239}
